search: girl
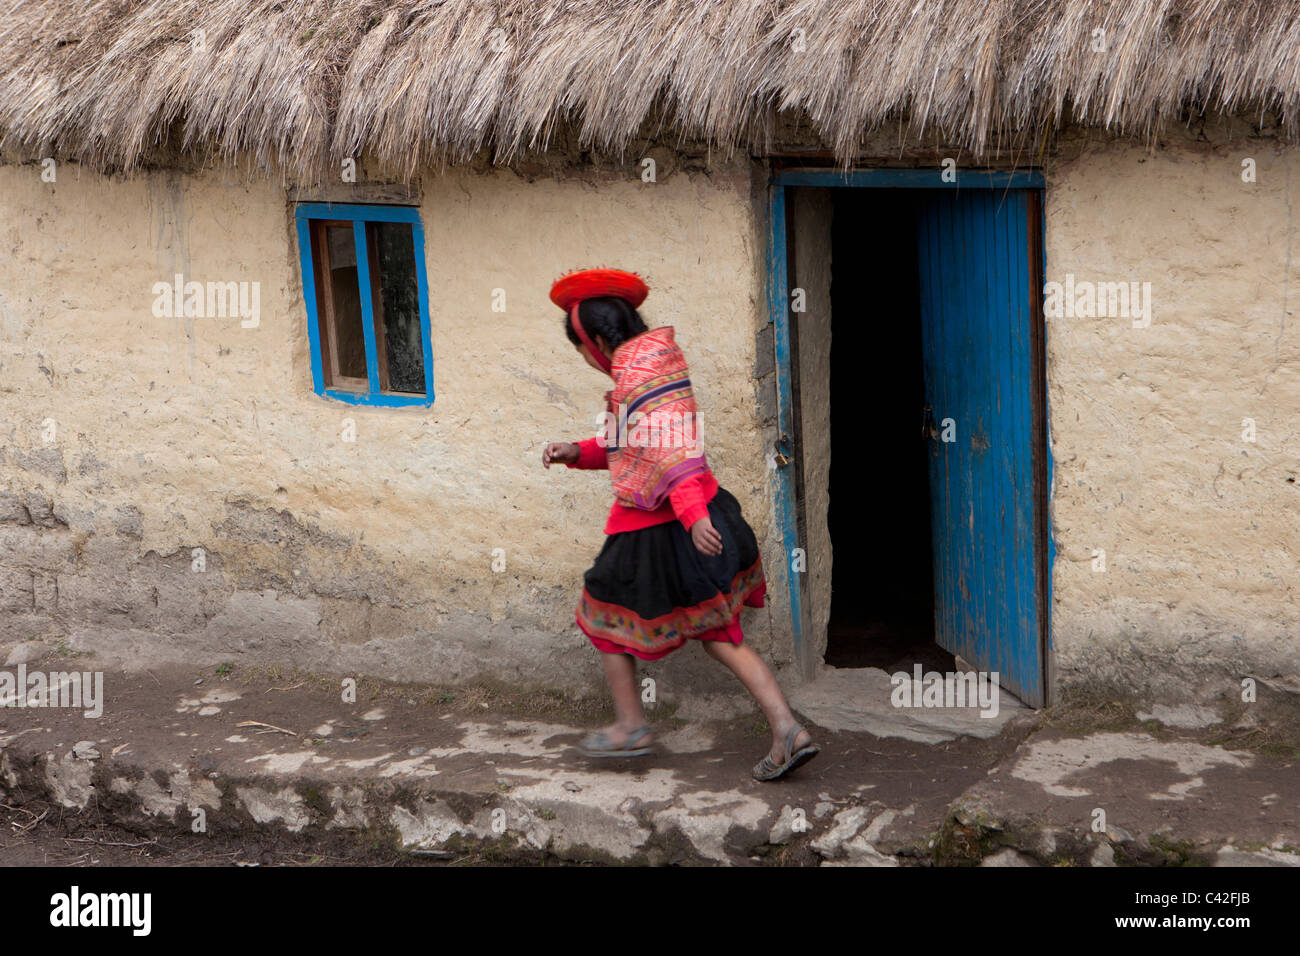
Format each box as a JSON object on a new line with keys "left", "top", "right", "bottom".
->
{"left": 542, "top": 268, "right": 819, "bottom": 781}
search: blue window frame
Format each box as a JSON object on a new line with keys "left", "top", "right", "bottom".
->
{"left": 294, "top": 203, "right": 434, "bottom": 407}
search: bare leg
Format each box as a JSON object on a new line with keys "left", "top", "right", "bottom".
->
{"left": 596, "top": 651, "right": 652, "bottom": 746}
{"left": 701, "top": 641, "right": 811, "bottom": 763}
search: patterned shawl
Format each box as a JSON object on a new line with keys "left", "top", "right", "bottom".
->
{"left": 601, "top": 327, "right": 708, "bottom": 510}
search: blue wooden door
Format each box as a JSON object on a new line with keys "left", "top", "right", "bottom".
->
{"left": 916, "top": 190, "right": 1045, "bottom": 705}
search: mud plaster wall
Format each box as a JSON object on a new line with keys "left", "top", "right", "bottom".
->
{"left": 791, "top": 189, "right": 834, "bottom": 667}
{"left": 1045, "top": 140, "right": 1300, "bottom": 703}
{"left": 0, "top": 159, "right": 788, "bottom": 698}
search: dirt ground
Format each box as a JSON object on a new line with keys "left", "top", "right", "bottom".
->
{"left": 0, "top": 660, "right": 1034, "bottom": 866}
{"left": 2, "top": 659, "right": 1297, "bottom": 867}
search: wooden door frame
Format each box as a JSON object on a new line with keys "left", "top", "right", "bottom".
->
{"left": 766, "top": 166, "right": 1053, "bottom": 702}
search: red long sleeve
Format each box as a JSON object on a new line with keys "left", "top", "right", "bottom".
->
{"left": 668, "top": 474, "right": 712, "bottom": 530}
{"left": 566, "top": 436, "right": 609, "bottom": 470}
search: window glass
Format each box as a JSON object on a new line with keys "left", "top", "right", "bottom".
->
{"left": 325, "top": 224, "right": 368, "bottom": 382}
{"left": 372, "top": 222, "right": 424, "bottom": 393}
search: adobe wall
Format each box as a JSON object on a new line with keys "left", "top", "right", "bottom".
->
{"left": 0, "top": 157, "right": 786, "bottom": 703}
{"left": 1045, "top": 138, "right": 1300, "bottom": 706}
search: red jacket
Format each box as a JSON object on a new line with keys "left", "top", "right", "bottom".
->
{"left": 567, "top": 436, "right": 718, "bottom": 534}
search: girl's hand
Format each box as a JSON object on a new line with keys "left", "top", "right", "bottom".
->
{"left": 543, "top": 442, "right": 580, "bottom": 468}
{"left": 690, "top": 517, "right": 723, "bottom": 556}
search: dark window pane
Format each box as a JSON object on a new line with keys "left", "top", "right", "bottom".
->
{"left": 325, "top": 224, "right": 367, "bottom": 382}
{"left": 371, "top": 222, "right": 425, "bottom": 393}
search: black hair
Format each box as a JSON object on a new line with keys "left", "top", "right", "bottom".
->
{"left": 563, "top": 296, "right": 648, "bottom": 352}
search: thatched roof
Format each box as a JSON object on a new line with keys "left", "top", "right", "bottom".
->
{"left": 0, "top": 0, "right": 1294, "bottom": 179}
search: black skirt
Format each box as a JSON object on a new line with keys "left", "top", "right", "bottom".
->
{"left": 575, "top": 486, "right": 766, "bottom": 659}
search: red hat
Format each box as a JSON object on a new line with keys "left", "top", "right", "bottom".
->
{"left": 549, "top": 268, "right": 649, "bottom": 311}
{"left": 551, "top": 268, "right": 648, "bottom": 375}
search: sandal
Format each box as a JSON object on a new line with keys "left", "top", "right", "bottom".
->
{"left": 752, "top": 724, "right": 820, "bottom": 781}
{"left": 578, "top": 725, "right": 654, "bottom": 758}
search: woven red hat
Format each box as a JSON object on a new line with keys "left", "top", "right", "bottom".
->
{"left": 549, "top": 268, "right": 649, "bottom": 311}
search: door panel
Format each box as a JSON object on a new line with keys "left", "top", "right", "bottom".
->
{"left": 916, "top": 189, "right": 1044, "bottom": 705}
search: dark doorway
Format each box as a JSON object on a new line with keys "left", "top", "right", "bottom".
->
{"left": 822, "top": 190, "right": 952, "bottom": 673}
